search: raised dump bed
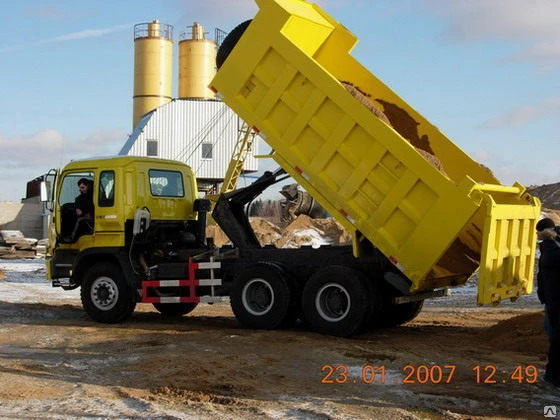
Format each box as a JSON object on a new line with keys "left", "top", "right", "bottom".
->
{"left": 211, "top": 0, "right": 541, "bottom": 304}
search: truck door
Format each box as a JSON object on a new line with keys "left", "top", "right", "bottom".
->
{"left": 94, "top": 170, "right": 122, "bottom": 236}
{"left": 55, "top": 171, "right": 94, "bottom": 242}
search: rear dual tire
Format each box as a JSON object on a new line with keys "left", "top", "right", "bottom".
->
{"left": 231, "top": 262, "right": 421, "bottom": 336}
{"left": 231, "top": 263, "right": 299, "bottom": 330}
{"left": 302, "top": 266, "right": 373, "bottom": 337}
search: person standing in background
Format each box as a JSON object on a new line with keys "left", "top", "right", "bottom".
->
{"left": 536, "top": 217, "right": 560, "bottom": 387}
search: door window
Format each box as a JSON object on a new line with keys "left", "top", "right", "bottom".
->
{"left": 59, "top": 172, "right": 94, "bottom": 205}
{"left": 99, "top": 171, "right": 115, "bottom": 207}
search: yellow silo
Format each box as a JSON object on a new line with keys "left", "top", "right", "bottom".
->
{"left": 133, "top": 20, "right": 173, "bottom": 129}
{"left": 178, "top": 23, "right": 217, "bottom": 99}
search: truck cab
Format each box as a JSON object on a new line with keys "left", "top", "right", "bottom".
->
{"left": 45, "top": 156, "right": 208, "bottom": 322}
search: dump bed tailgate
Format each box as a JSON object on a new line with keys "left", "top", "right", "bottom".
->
{"left": 211, "top": 0, "right": 540, "bottom": 304}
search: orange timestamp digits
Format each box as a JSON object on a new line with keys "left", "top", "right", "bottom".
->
{"left": 320, "top": 364, "right": 458, "bottom": 384}
{"left": 402, "top": 364, "right": 457, "bottom": 384}
{"left": 321, "top": 364, "right": 540, "bottom": 385}
{"left": 321, "top": 364, "right": 387, "bottom": 384}
{"left": 472, "top": 365, "right": 539, "bottom": 384}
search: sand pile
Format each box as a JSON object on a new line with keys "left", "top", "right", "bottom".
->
{"left": 529, "top": 182, "right": 560, "bottom": 209}
{"left": 542, "top": 208, "right": 560, "bottom": 225}
{"left": 525, "top": 182, "right": 560, "bottom": 223}
{"left": 206, "top": 215, "right": 352, "bottom": 249}
{"left": 205, "top": 224, "right": 231, "bottom": 247}
{"left": 250, "top": 218, "right": 282, "bottom": 245}
{"left": 275, "top": 215, "right": 352, "bottom": 248}
{"left": 478, "top": 311, "right": 547, "bottom": 358}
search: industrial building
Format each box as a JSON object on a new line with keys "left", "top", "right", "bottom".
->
{"left": 120, "top": 99, "right": 258, "bottom": 192}
{"left": 121, "top": 20, "right": 258, "bottom": 192}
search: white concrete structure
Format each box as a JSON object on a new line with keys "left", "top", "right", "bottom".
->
{"left": 119, "top": 98, "right": 259, "bottom": 190}
{"left": 0, "top": 197, "right": 45, "bottom": 239}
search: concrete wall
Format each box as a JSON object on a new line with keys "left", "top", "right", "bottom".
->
{"left": 0, "top": 197, "right": 46, "bottom": 239}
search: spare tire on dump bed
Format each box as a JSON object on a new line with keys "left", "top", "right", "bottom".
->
{"left": 216, "top": 20, "right": 252, "bottom": 69}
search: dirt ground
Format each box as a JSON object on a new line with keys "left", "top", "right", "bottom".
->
{"left": 0, "top": 259, "right": 558, "bottom": 419}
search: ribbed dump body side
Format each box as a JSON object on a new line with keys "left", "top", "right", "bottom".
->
{"left": 211, "top": 0, "right": 540, "bottom": 304}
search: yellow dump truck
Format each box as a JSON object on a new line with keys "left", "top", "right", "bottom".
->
{"left": 46, "top": 0, "right": 540, "bottom": 337}
{"left": 211, "top": 1, "right": 540, "bottom": 307}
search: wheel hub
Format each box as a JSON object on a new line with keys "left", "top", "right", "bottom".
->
{"left": 91, "top": 276, "right": 119, "bottom": 310}
{"left": 242, "top": 278, "right": 274, "bottom": 316}
{"left": 316, "top": 283, "right": 350, "bottom": 322}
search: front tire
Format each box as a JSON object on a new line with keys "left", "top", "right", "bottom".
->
{"left": 302, "top": 266, "right": 370, "bottom": 337}
{"left": 81, "top": 262, "right": 136, "bottom": 323}
{"left": 230, "top": 263, "right": 297, "bottom": 330}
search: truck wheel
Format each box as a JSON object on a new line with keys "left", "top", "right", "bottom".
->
{"left": 81, "top": 262, "right": 136, "bottom": 323}
{"left": 302, "top": 266, "right": 370, "bottom": 337}
{"left": 231, "top": 263, "right": 297, "bottom": 329}
{"left": 216, "top": 20, "right": 252, "bottom": 69}
{"left": 374, "top": 300, "right": 424, "bottom": 328}
{"left": 153, "top": 302, "right": 198, "bottom": 316}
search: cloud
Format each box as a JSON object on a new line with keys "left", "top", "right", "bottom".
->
{"left": 0, "top": 23, "right": 131, "bottom": 54}
{"left": 421, "top": 0, "right": 560, "bottom": 70}
{"left": 0, "top": 129, "right": 127, "bottom": 201}
{"left": 0, "top": 130, "right": 64, "bottom": 168}
{"left": 506, "top": 40, "right": 560, "bottom": 71}
{"left": 172, "top": 0, "right": 258, "bottom": 30}
{"left": 171, "top": 0, "right": 343, "bottom": 32}
{"left": 24, "top": 5, "right": 68, "bottom": 19}
{"left": 0, "top": 129, "right": 126, "bottom": 170}
{"left": 0, "top": 130, "right": 65, "bottom": 201}
{"left": 471, "top": 149, "right": 560, "bottom": 186}
{"left": 39, "top": 24, "right": 131, "bottom": 43}
{"left": 481, "top": 97, "right": 560, "bottom": 129}
{"left": 66, "top": 129, "right": 128, "bottom": 157}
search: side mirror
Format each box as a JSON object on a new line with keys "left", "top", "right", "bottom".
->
{"left": 42, "top": 169, "right": 58, "bottom": 212}
{"left": 40, "top": 181, "right": 51, "bottom": 203}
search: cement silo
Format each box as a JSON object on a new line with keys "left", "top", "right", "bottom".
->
{"left": 132, "top": 20, "right": 173, "bottom": 129}
{"left": 178, "top": 23, "right": 217, "bottom": 99}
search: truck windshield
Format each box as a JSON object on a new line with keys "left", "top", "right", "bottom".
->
{"left": 149, "top": 170, "right": 184, "bottom": 197}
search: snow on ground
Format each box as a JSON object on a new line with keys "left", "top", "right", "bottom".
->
{"left": 0, "top": 259, "right": 80, "bottom": 303}
{"left": 424, "top": 276, "right": 541, "bottom": 309}
{"left": 280, "top": 229, "right": 333, "bottom": 248}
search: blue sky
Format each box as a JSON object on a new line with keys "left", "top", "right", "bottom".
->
{"left": 0, "top": 0, "right": 558, "bottom": 201}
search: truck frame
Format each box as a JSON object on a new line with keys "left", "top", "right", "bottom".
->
{"left": 45, "top": 0, "right": 540, "bottom": 337}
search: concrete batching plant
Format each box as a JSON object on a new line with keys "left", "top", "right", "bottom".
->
{"left": 123, "top": 21, "right": 258, "bottom": 191}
